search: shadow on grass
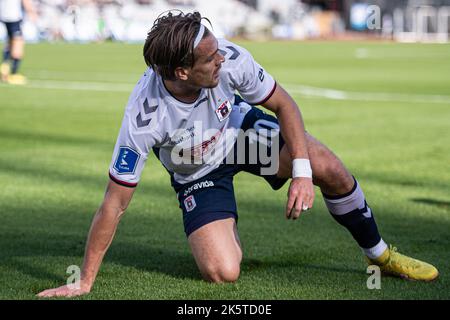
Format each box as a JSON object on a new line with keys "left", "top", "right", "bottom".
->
{"left": 0, "top": 127, "right": 113, "bottom": 150}
{"left": 1, "top": 199, "right": 449, "bottom": 297}
{"left": 0, "top": 228, "right": 200, "bottom": 288}
{"left": 0, "top": 156, "right": 171, "bottom": 199}
{"left": 242, "top": 258, "right": 362, "bottom": 276}
{"left": 1, "top": 227, "right": 364, "bottom": 296}
{"left": 411, "top": 198, "right": 450, "bottom": 210}
{"left": 1, "top": 156, "right": 449, "bottom": 296}
{"left": 355, "top": 170, "right": 449, "bottom": 191}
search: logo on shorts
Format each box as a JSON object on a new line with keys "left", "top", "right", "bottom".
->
{"left": 114, "top": 147, "right": 140, "bottom": 174}
{"left": 215, "top": 100, "right": 232, "bottom": 122}
{"left": 183, "top": 180, "right": 215, "bottom": 197}
{"left": 184, "top": 195, "right": 197, "bottom": 212}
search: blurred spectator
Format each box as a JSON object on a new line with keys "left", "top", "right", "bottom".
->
{"left": 3, "top": 0, "right": 445, "bottom": 43}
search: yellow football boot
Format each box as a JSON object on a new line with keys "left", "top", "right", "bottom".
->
{"left": 7, "top": 73, "right": 27, "bottom": 85}
{"left": 368, "top": 245, "right": 439, "bottom": 281}
{"left": 0, "top": 62, "right": 10, "bottom": 82}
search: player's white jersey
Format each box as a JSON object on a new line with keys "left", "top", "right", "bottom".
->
{"left": 0, "top": 0, "right": 23, "bottom": 22}
{"left": 109, "top": 39, "right": 276, "bottom": 187}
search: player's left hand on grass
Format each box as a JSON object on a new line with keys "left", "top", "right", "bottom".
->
{"left": 286, "top": 177, "right": 314, "bottom": 220}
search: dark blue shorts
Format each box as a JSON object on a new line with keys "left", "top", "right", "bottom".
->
{"left": 173, "top": 104, "right": 288, "bottom": 237}
{"left": 2, "top": 21, "right": 23, "bottom": 39}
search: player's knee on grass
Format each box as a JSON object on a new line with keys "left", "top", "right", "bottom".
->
{"left": 201, "top": 262, "right": 241, "bottom": 283}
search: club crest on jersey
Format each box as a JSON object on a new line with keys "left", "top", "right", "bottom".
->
{"left": 114, "top": 146, "right": 140, "bottom": 175}
{"left": 184, "top": 195, "right": 197, "bottom": 212}
{"left": 215, "top": 100, "right": 232, "bottom": 122}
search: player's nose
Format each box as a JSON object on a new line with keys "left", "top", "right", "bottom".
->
{"left": 217, "top": 51, "right": 225, "bottom": 64}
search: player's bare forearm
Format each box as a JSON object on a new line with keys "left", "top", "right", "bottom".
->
{"left": 262, "top": 84, "right": 309, "bottom": 161}
{"left": 81, "top": 207, "right": 123, "bottom": 286}
{"left": 262, "top": 84, "right": 314, "bottom": 219}
{"left": 37, "top": 180, "right": 134, "bottom": 298}
{"left": 81, "top": 181, "right": 135, "bottom": 286}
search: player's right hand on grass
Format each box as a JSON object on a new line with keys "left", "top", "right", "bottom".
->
{"left": 37, "top": 282, "right": 91, "bottom": 298}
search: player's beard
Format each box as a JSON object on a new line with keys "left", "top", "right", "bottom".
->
{"left": 207, "top": 69, "right": 221, "bottom": 88}
{"left": 202, "top": 76, "right": 219, "bottom": 89}
{"left": 208, "top": 77, "right": 220, "bottom": 88}
{"left": 195, "top": 67, "right": 220, "bottom": 89}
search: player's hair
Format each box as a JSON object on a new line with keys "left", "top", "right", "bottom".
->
{"left": 143, "top": 11, "right": 211, "bottom": 80}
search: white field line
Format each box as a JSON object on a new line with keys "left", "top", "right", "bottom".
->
{"left": 1, "top": 77, "right": 450, "bottom": 104}
{"left": 26, "top": 70, "right": 141, "bottom": 82}
{"left": 353, "top": 48, "right": 450, "bottom": 60}
{"left": 283, "top": 84, "right": 450, "bottom": 104}
{"left": 0, "top": 79, "right": 134, "bottom": 92}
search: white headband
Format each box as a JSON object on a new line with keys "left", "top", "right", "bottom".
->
{"left": 193, "top": 24, "right": 206, "bottom": 49}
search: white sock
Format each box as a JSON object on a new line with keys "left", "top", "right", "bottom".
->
{"left": 363, "top": 238, "right": 388, "bottom": 259}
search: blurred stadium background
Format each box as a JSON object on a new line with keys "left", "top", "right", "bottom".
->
{"left": 1, "top": 0, "right": 449, "bottom": 300}
{"left": 2, "top": 0, "right": 450, "bottom": 43}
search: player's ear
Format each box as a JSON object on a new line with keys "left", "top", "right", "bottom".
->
{"left": 174, "top": 67, "right": 189, "bottom": 81}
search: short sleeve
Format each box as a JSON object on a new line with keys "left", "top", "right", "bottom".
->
{"left": 225, "top": 44, "right": 277, "bottom": 105}
{"left": 108, "top": 103, "right": 160, "bottom": 188}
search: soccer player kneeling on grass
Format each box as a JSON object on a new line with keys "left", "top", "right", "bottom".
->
{"left": 37, "top": 11, "right": 438, "bottom": 298}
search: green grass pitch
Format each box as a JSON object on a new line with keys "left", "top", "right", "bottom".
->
{"left": 0, "top": 41, "right": 449, "bottom": 299}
